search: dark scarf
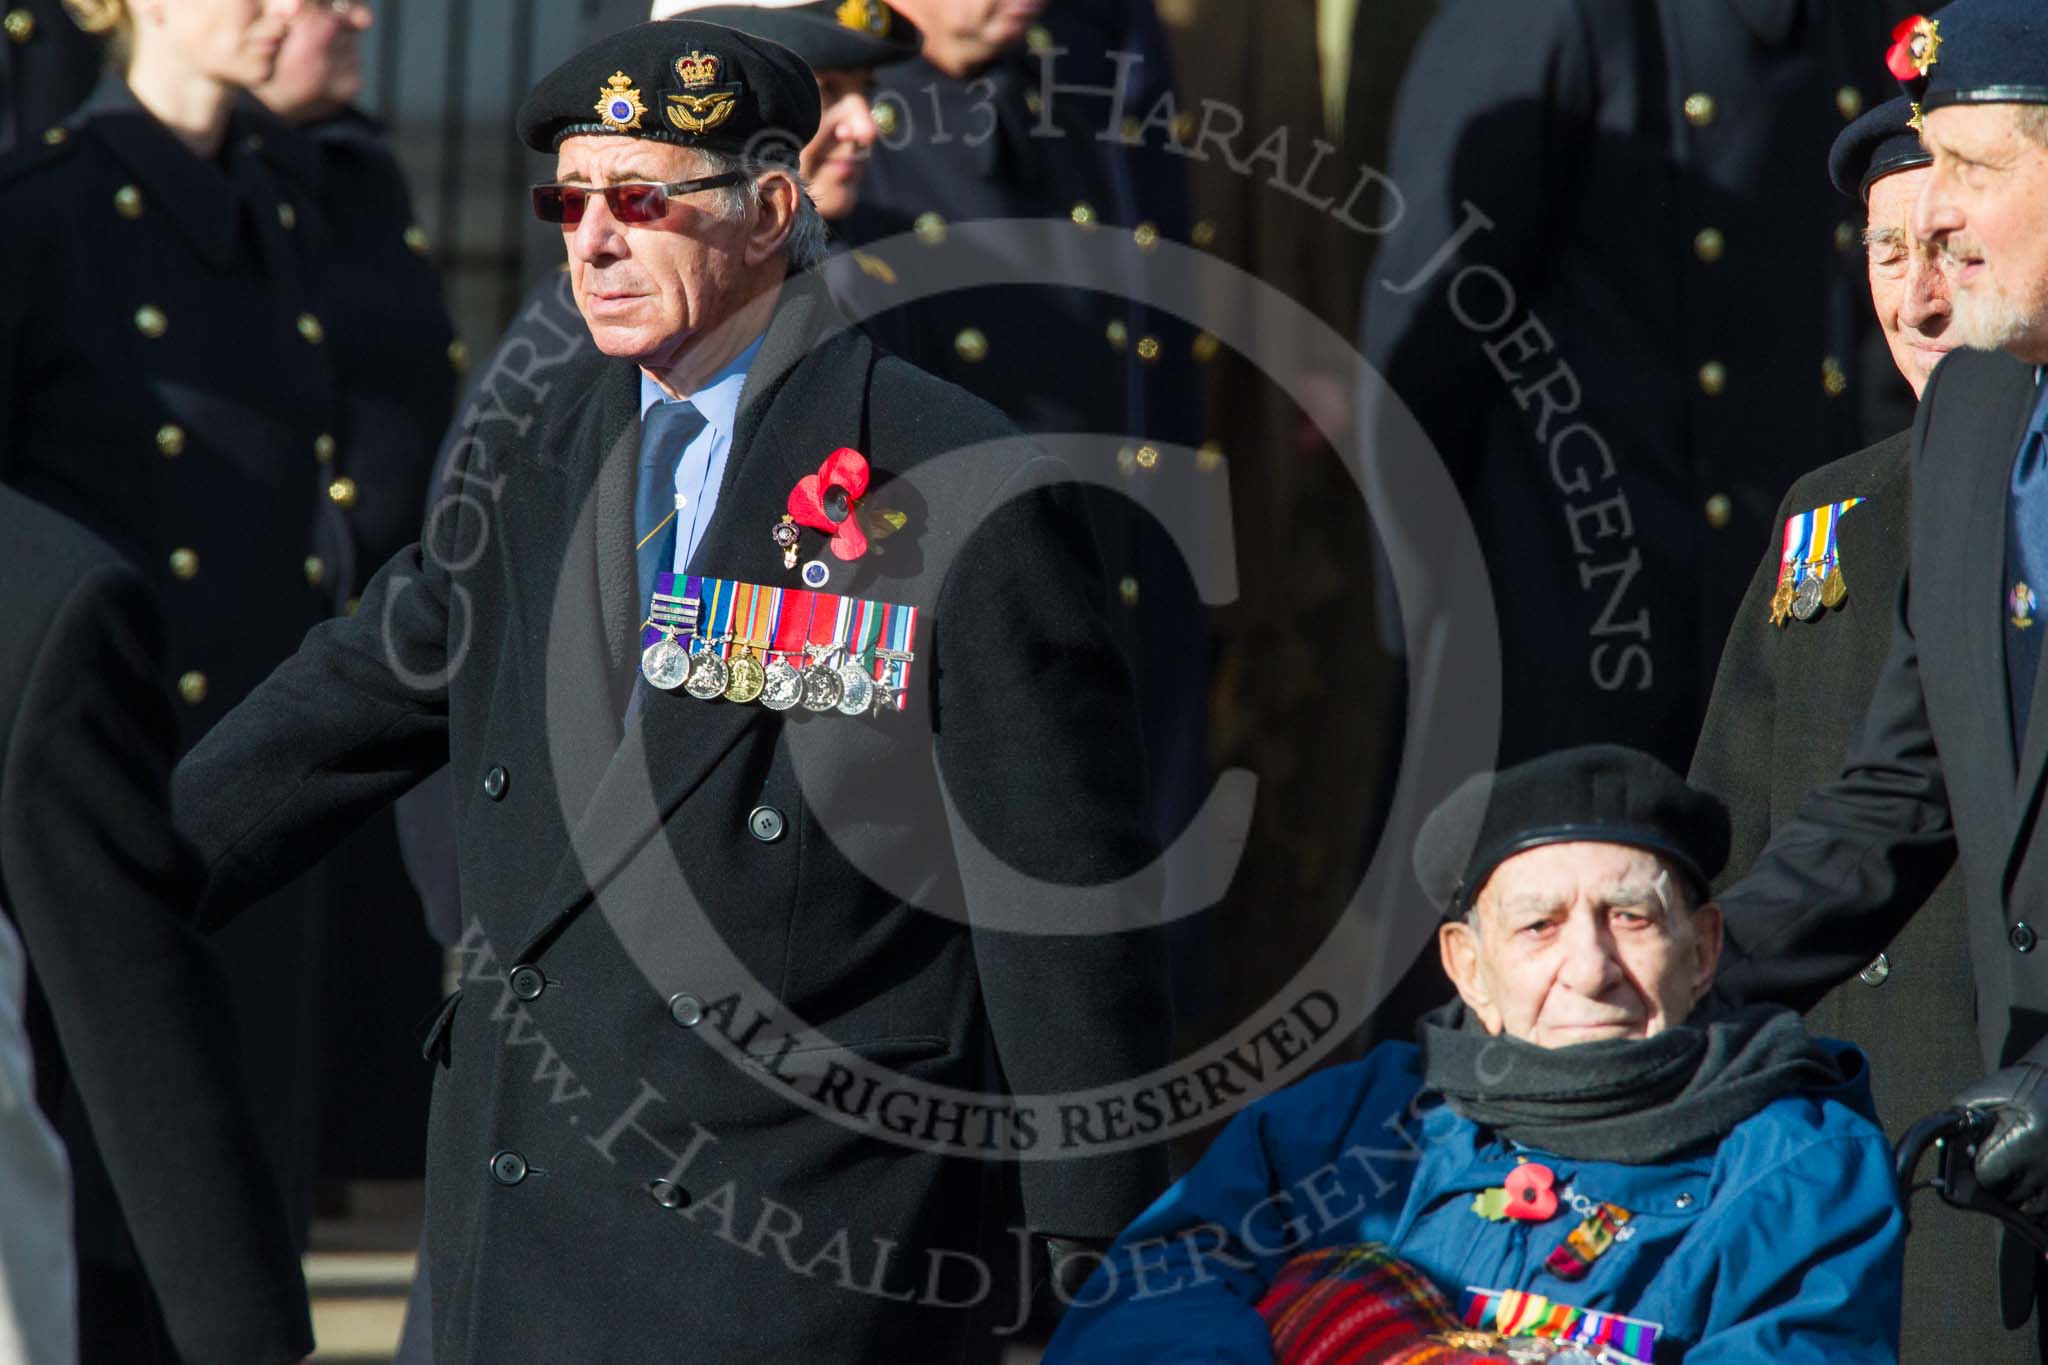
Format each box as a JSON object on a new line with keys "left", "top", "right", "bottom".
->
{"left": 1418, "top": 1002, "right": 1842, "bottom": 1164}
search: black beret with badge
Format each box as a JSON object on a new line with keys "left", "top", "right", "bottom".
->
{"left": 1828, "top": 94, "right": 1933, "bottom": 202}
{"left": 1414, "top": 745, "right": 1732, "bottom": 919}
{"left": 1886, "top": 1, "right": 2048, "bottom": 115}
{"left": 517, "top": 18, "right": 823, "bottom": 158}
{"left": 649, "top": 1, "right": 921, "bottom": 72}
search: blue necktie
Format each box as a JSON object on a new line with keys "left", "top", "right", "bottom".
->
{"left": 634, "top": 399, "right": 707, "bottom": 619}
{"left": 2003, "top": 387, "right": 2048, "bottom": 752}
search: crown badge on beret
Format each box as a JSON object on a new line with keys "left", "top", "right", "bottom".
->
{"left": 836, "top": 0, "right": 891, "bottom": 36}
{"left": 1887, "top": 15, "right": 1942, "bottom": 84}
{"left": 594, "top": 71, "right": 648, "bottom": 132}
{"left": 668, "top": 49, "right": 741, "bottom": 134}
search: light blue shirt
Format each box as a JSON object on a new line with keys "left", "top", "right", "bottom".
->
{"left": 638, "top": 332, "right": 763, "bottom": 572}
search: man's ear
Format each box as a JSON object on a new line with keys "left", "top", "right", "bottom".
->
{"left": 1689, "top": 901, "right": 1724, "bottom": 1004}
{"left": 744, "top": 170, "right": 801, "bottom": 267}
{"left": 1439, "top": 918, "right": 1491, "bottom": 1016}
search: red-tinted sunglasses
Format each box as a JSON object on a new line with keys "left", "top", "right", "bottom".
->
{"left": 531, "top": 172, "right": 746, "bottom": 225}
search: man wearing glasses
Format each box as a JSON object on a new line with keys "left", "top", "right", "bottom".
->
{"left": 173, "top": 18, "right": 1170, "bottom": 1365}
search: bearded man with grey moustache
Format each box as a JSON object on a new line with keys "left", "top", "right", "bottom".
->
{"left": 1709, "top": 0, "right": 2048, "bottom": 1351}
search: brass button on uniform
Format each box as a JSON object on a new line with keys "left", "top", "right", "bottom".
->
{"left": 1132, "top": 221, "right": 1158, "bottom": 250}
{"left": 954, "top": 328, "right": 988, "bottom": 363}
{"left": 113, "top": 184, "right": 142, "bottom": 219}
{"left": 1025, "top": 22, "right": 1052, "bottom": 53}
{"left": 177, "top": 671, "right": 208, "bottom": 705}
{"left": 1105, "top": 319, "right": 1128, "bottom": 351}
{"left": 403, "top": 224, "right": 430, "bottom": 254}
{"left": 296, "top": 312, "right": 325, "bottom": 345}
{"left": 134, "top": 306, "right": 167, "bottom": 339}
{"left": 1822, "top": 356, "right": 1848, "bottom": 398}
{"left": 1697, "top": 361, "right": 1727, "bottom": 397}
{"left": 1858, "top": 953, "right": 1891, "bottom": 987}
{"left": 1683, "top": 92, "right": 1717, "bottom": 127}
{"left": 1196, "top": 440, "right": 1224, "bottom": 472}
{"left": 1834, "top": 220, "right": 1855, "bottom": 252}
{"left": 42, "top": 127, "right": 65, "bottom": 145}
{"left": 155, "top": 423, "right": 186, "bottom": 457}
{"left": 1191, "top": 219, "right": 1216, "bottom": 249}
{"left": 1135, "top": 445, "right": 1160, "bottom": 471}
{"left": 1704, "top": 493, "right": 1733, "bottom": 530}
{"left": 1115, "top": 446, "right": 1137, "bottom": 478}
{"left": 314, "top": 433, "right": 336, "bottom": 463}
{"left": 1136, "top": 336, "right": 1161, "bottom": 363}
{"left": 1692, "top": 227, "right": 1724, "bottom": 263}
{"left": 327, "top": 476, "right": 359, "bottom": 509}
{"left": 871, "top": 100, "right": 898, "bottom": 137}
{"left": 668, "top": 993, "right": 704, "bottom": 1028}
{"left": 1070, "top": 202, "right": 1097, "bottom": 229}
{"left": 5, "top": 9, "right": 34, "bottom": 42}
{"left": 1118, "top": 576, "right": 1140, "bottom": 608}
{"left": 448, "top": 339, "right": 471, "bottom": 372}
{"left": 304, "top": 555, "right": 325, "bottom": 586}
{"left": 1836, "top": 85, "right": 1864, "bottom": 121}
{"left": 277, "top": 201, "right": 297, "bottom": 230}
{"left": 1024, "top": 89, "right": 1043, "bottom": 117}
{"left": 1192, "top": 332, "right": 1220, "bottom": 363}
{"left": 344, "top": 596, "right": 361, "bottom": 616}
{"left": 913, "top": 211, "right": 945, "bottom": 245}
{"left": 168, "top": 548, "right": 199, "bottom": 580}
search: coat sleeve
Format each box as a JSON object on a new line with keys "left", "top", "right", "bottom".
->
{"left": 1680, "top": 1131, "right": 1905, "bottom": 1363}
{"left": 933, "top": 455, "right": 1174, "bottom": 1238}
{"left": 1690, "top": 492, "right": 1795, "bottom": 892}
{"left": 2, "top": 565, "right": 312, "bottom": 1365}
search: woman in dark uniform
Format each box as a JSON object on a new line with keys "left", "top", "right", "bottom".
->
{"left": 0, "top": 1, "right": 339, "bottom": 1357}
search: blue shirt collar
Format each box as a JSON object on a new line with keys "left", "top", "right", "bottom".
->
{"left": 638, "top": 331, "right": 766, "bottom": 430}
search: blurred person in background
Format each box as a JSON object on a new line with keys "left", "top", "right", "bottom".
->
{"left": 0, "top": 0, "right": 100, "bottom": 153}
{"left": 0, "top": 0, "right": 343, "bottom": 1355}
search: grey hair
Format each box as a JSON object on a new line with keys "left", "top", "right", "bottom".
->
{"left": 696, "top": 149, "right": 831, "bottom": 271}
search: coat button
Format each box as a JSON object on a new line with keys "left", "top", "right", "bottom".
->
{"left": 1836, "top": 85, "right": 1864, "bottom": 121}
{"left": 328, "top": 476, "right": 359, "bottom": 509}
{"left": 1704, "top": 493, "right": 1732, "bottom": 530}
{"left": 297, "top": 312, "right": 325, "bottom": 345}
{"left": 1105, "top": 319, "right": 1128, "bottom": 351}
{"left": 2013, "top": 922, "right": 2038, "bottom": 954}
{"left": 1025, "top": 22, "right": 1052, "bottom": 54}
{"left": 134, "top": 305, "right": 167, "bottom": 339}
{"left": 748, "top": 806, "right": 786, "bottom": 843}
{"left": 913, "top": 211, "right": 945, "bottom": 246}
{"left": 509, "top": 966, "right": 545, "bottom": 1001}
{"left": 1692, "top": 228, "right": 1725, "bottom": 263}
{"left": 113, "top": 184, "right": 143, "bottom": 219}
{"left": 1132, "top": 221, "right": 1159, "bottom": 250}
{"left": 1683, "top": 92, "right": 1717, "bottom": 127}
{"left": 448, "top": 339, "right": 471, "bottom": 372}
{"left": 1191, "top": 219, "right": 1217, "bottom": 249}
{"left": 1119, "top": 576, "right": 1141, "bottom": 607}
{"left": 1698, "top": 361, "right": 1727, "bottom": 397}
{"left": 1822, "top": 356, "right": 1848, "bottom": 398}
{"left": 1858, "top": 953, "right": 1891, "bottom": 987}
{"left": 277, "top": 202, "right": 297, "bottom": 231}
{"left": 304, "top": 555, "right": 325, "bottom": 587}
{"left": 954, "top": 328, "right": 988, "bottom": 363}
{"left": 314, "top": 432, "right": 336, "bottom": 463}
{"left": 482, "top": 765, "right": 509, "bottom": 800}
{"left": 177, "top": 671, "right": 208, "bottom": 705}
{"left": 168, "top": 547, "right": 199, "bottom": 580}
{"left": 41, "top": 126, "right": 65, "bottom": 145}
{"left": 668, "top": 992, "right": 704, "bottom": 1027}
{"left": 489, "top": 1150, "right": 529, "bottom": 1186}
{"left": 648, "top": 1178, "right": 690, "bottom": 1209}
{"left": 1070, "top": 202, "right": 1097, "bottom": 229}
{"left": 156, "top": 423, "right": 186, "bottom": 457}
{"left": 4, "top": 9, "right": 34, "bottom": 42}
{"left": 1192, "top": 332, "right": 1221, "bottom": 363}
{"left": 404, "top": 224, "right": 430, "bottom": 254}
{"left": 872, "top": 100, "right": 899, "bottom": 137}
{"left": 1136, "top": 336, "right": 1162, "bottom": 363}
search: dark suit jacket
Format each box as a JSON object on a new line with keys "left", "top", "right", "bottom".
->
{"left": 0, "top": 487, "right": 309, "bottom": 1364}
{"left": 1693, "top": 431, "right": 2019, "bottom": 1361}
{"left": 173, "top": 274, "right": 1173, "bottom": 1364}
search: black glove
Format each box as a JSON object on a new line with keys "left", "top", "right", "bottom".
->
{"left": 1953, "top": 1039, "right": 2048, "bottom": 1214}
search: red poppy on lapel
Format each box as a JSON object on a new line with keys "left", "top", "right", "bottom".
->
{"left": 787, "top": 447, "right": 872, "bottom": 561}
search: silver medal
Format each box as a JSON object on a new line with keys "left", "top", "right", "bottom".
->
{"left": 640, "top": 634, "right": 692, "bottom": 691}
{"left": 801, "top": 665, "right": 845, "bottom": 712}
{"left": 1790, "top": 572, "right": 1824, "bottom": 621}
{"left": 835, "top": 663, "right": 875, "bottom": 715}
{"left": 760, "top": 658, "right": 804, "bottom": 711}
{"left": 684, "top": 651, "right": 730, "bottom": 700}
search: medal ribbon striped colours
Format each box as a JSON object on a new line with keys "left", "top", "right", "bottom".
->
{"left": 1770, "top": 496, "right": 1865, "bottom": 625}
{"left": 1459, "top": 1286, "right": 1658, "bottom": 1364}
{"left": 639, "top": 572, "right": 917, "bottom": 713}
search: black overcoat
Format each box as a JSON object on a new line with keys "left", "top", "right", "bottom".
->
{"left": 174, "top": 275, "right": 1174, "bottom": 1363}
{"left": 1692, "top": 431, "right": 2020, "bottom": 1361}
{"left": 0, "top": 487, "right": 310, "bottom": 1365}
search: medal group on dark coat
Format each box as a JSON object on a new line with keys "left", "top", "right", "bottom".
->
{"left": 9, "top": 0, "right": 2048, "bottom": 1361}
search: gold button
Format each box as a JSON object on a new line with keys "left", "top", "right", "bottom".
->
{"left": 296, "top": 313, "right": 325, "bottom": 345}
{"left": 1836, "top": 85, "right": 1863, "bottom": 121}
{"left": 1117, "top": 576, "right": 1140, "bottom": 607}
{"left": 4, "top": 9, "right": 33, "bottom": 41}
{"left": 1822, "top": 356, "right": 1848, "bottom": 398}
{"left": 954, "top": 328, "right": 988, "bottom": 363}
{"left": 1692, "top": 227, "right": 1724, "bottom": 263}
{"left": 1683, "top": 92, "right": 1717, "bottom": 127}
{"left": 1136, "top": 336, "right": 1161, "bottom": 363}
{"left": 448, "top": 339, "right": 471, "bottom": 372}
{"left": 313, "top": 433, "right": 336, "bottom": 463}
{"left": 1070, "top": 202, "right": 1097, "bottom": 230}
{"left": 1105, "top": 319, "right": 1128, "bottom": 351}
{"left": 155, "top": 423, "right": 186, "bottom": 457}
{"left": 277, "top": 201, "right": 297, "bottom": 231}
{"left": 872, "top": 101, "right": 898, "bottom": 137}
{"left": 41, "top": 126, "right": 64, "bottom": 145}
{"left": 1698, "top": 361, "right": 1727, "bottom": 397}
{"left": 1026, "top": 23, "right": 1052, "bottom": 53}
{"left": 1115, "top": 446, "right": 1137, "bottom": 477}
{"left": 1834, "top": 220, "right": 1855, "bottom": 252}
{"left": 1024, "top": 89, "right": 1043, "bottom": 117}
{"left": 113, "top": 184, "right": 142, "bottom": 219}
{"left": 328, "top": 476, "right": 359, "bottom": 509}
{"left": 1120, "top": 117, "right": 1140, "bottom": 142}
{"left": 1704, "top": 493, "right": 1733, "bottom": 530}
{"left": 134, "top": 306, "right": 167, "bottom": 339}
{"left": 1192, "top": 332, "right": 1220, "bottom": 363}
{"left": 403, "top": 224, "right": 430, "bottom": 254}
{"left": 1191, "top": 219, "right": 1216, "bottom": 249}
{"left": 1172, "top": 112, "right": 1196, "bottom": 143}
{"left": 177, "top": 671, "right": 209, "bottom": 705}
{"left": 1196, "top": 441, "right": 1224, "bottom": 472}
{"left": 1135, "top": 445, "right": 1160, "bottom": 471}
{"left": 168, "top": 547, "right": 199, "bottom": 580}
{"left": 345, "top": 596, "right": 361, "bottom": 616}
{"left": 1132, "top": 221, "right": 1158, "bottom": 250}
{"left": 304, "top": 555, "right": 326, "bottom": 587}
{"left": 913, "top": 211, "right": 945, "bottom": 246}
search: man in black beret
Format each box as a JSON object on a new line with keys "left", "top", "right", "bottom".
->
{"left": 1047, "top": 746, "right": 1907, "bottom": 1362}
{"left": 169, "top": 15, "right": 1170, "bottom": 1365}
{"left": 1691, "top": 93, "right": 2002, "bottom": 1363}
{"left": 1711, "top": 0, "right": 2048, "bottom": 1345}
